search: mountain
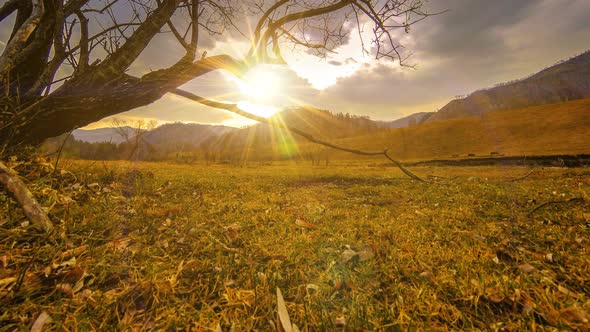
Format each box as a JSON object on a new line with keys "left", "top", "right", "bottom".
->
{"left": 203, "top": 106, "right": 386, "bottom": 160}
{"left": 379, "top": 112, "right": 434, "bottom": 128}
{"left": 425, "top": 50, "right": 590, "bottom": 123}
{"left": 220, "top": 107, "right": 379, "bottom": 142}
{"left": 142, "top": 123, "right": 237, "bottom": 153}
{"left": 72, "top": 126, "right": 137, "bottom": 144}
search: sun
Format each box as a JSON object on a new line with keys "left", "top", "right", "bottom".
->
{"left": 237, "top": 66, "right": 283, "bottom": 102}
{"left": 224, "top": 65, "right": 283, "bottom": 120}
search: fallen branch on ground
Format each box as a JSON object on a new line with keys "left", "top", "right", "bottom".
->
{"left": 0, "top": 161, "right": 54, "bottom": 232}
{"left": 528, "top": 197, "right": 585, "bottom": 217}
{"left": 171, "top": 89, "right": 426, "bottom": 182}
{"left": 509, "top": 169, "right": 536, "bottom": 182}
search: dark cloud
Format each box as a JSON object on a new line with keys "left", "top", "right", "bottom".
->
{"left": 416, "top": 0, "right": 539, "bottom": 59}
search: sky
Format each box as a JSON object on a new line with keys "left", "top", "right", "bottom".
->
{"left": 1, "top": 0, "right": 590, "bottom": 128}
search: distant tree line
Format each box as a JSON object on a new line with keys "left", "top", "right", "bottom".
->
{"left": 40, "top": 129, "right": 345, "bottom": 166}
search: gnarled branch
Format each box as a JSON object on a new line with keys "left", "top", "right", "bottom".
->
{"left": 0, "top": 0, "right": 45, "bottom": 83}
{"left": 93, "top": 0, "right": 180, "bottom": 80}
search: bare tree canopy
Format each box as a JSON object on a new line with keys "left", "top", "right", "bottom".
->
{"left": 0, "top": 0, "right": 433, "bottom": 149}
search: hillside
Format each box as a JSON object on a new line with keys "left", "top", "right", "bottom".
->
{"left": 53, "top": 99, "right": 590, "bottom": 163}
{"left": 378, "top": 112, "right": 434, "bottom": 128}
{"left": 211, "top": 107, "right": 383, "bottom": 159}
{"left": 143, "top": 123, "right": 236, "bottom": 153}
{"left": 425, "top": 50, "right": 590, "bottom": 123}
{"left": 330, "top": 98, "right": 590, "bottom": 161}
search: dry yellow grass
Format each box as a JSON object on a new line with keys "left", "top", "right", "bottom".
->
{"left": 323, "top": 98, "right": 590, "bottom": 161}
{"left": 1, "top": 159, "right": 589, "bottom": 330}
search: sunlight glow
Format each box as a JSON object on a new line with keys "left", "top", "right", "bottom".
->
{"left": 234, "top": 66, "right": 283, "bottom": 102}
{"left": 237, "top": 101, "right": 280, "bottom": 118}
{"left": 283, "top": 27, "right": 371, "bottom": 90}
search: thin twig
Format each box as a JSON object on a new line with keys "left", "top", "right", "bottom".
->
{"left": 528, "top": 197, "right": 585, "bottom": 217}
{"left": 52, "top": 130, "right": 73, "bottom": 176}
{"left": 509, "top": 169, "right": 536, "bottom": 182}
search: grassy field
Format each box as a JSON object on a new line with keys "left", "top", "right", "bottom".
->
{"left": 1, "top": 159, "right": 589, "bottom": 330}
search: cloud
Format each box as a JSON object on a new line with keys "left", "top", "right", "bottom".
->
{"left": 2, "top": 0, "right": 590, "bottom": 128}
{"left": 416, "top": 0, "right": 539, "bottom": 59}
{"left": 300, "top": 0, "right": 590, "bottom": 120}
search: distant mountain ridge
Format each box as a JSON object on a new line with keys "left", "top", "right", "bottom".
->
{"left": 210, "top": 107, "right": 383, "bottom": 159}
{"left": 424, "top": 50, "right": 590, "bottom": 122}
{"left": 72, "top": 126, "right": 136, "bottom": 144}
{"left": 378, "top": 112, "right": 434, "bottom": 128}
{"left": 73, "top": 123, "right": 236, "bottom": 145}
{"left": 142, "top": 123, "right": 236, "bottom": 153}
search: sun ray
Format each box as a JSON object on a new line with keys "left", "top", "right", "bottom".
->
{"left": 268, "top": 111, "right": 302, "bottom": 159}
{"left": 237, "top": 101, "right": 279, "bottom": 118}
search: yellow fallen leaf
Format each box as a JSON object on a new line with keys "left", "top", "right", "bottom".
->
{"left": 557, "top": 285, "right": 581, "bottom": 299}
{"left": 107, "top": 237, "right": 131, "bottom": 251}
{"left": 518, "top": 264, "right": 535, "bottom": 273}
{"left": 56, "top": 283, "right": 73, "bottom": 297}
{"left": 276, "top": 287, "right": 293, "bottom": 332}
{"left": 31, "top": 312, "right": 52, "bottom": 332}
{"left": 0, "top": 277, "right": 16, "bottom": 287}
{"left": 0, "top": 255, "right": 8, "bottom": 268}
{"left": 58, "top": 245, "right": 88, "bottom": 260}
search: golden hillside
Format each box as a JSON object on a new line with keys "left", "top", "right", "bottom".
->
{"left": 324, "top": 98, "right": 590, "bottom": 161}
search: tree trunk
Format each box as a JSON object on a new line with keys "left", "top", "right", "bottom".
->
{"left": 1, "top": 76, "right": 169, "bottom": 147}
{"left": 3, "top": 0, "right": 56, "bottom": 96}
{"left": 1, "top": 54, "right": 242, "bottom": 148}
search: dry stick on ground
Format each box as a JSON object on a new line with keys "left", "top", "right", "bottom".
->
{"left": 0, "top": 161, "right": 54, "bottom": 232}
{"left": 509, "top": 169, "right": 536, "bottom": 182}
{"left": 528, "top": 197, "right": 585, "bottom": 217}
{"left": 171, "top": 89, "right": 426, "bottom": 182}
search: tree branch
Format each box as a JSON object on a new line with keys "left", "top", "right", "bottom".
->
{"left": 0, "top": 161, "right": 54, "bottom": 232}
{"left": 94, "top": 0, "right": 180, "bottom": 80}
{"left": 169, "top": 19, "right": 189, "bottom": 45}
{"left": 27, "top": 0, "right": 67, "bottom": 96}
{"left": 64, "top": 0, "right": 90, "bottom": 16}
{"left": 0, "top": 0, "right": 20, "bottom": 23}
{"left": 75, "top": 9, "right": 90, "bottom": 71}
{"left": 171, "top": 88, "right": 425, "bottom": 182}
{"left": 139, "top": 54, "right": 252, "bottom": 85}
{"left": 0, "top": 0, "right": 45, "bottom": 83}
{"left": 189, "top": 0, "right": 199, "bottom": 52}
{"left": 254, "top": 0, "right": 354, "bottom": 61}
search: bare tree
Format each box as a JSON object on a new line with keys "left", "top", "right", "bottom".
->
{"left": 110, "top": 118, "right": 158, "bottom": 160}
{"left": 0, "top": 0, "right": 433, "bottom": 147}
{"left": 0, "top": 0, "right": 436, "bottom": 229}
